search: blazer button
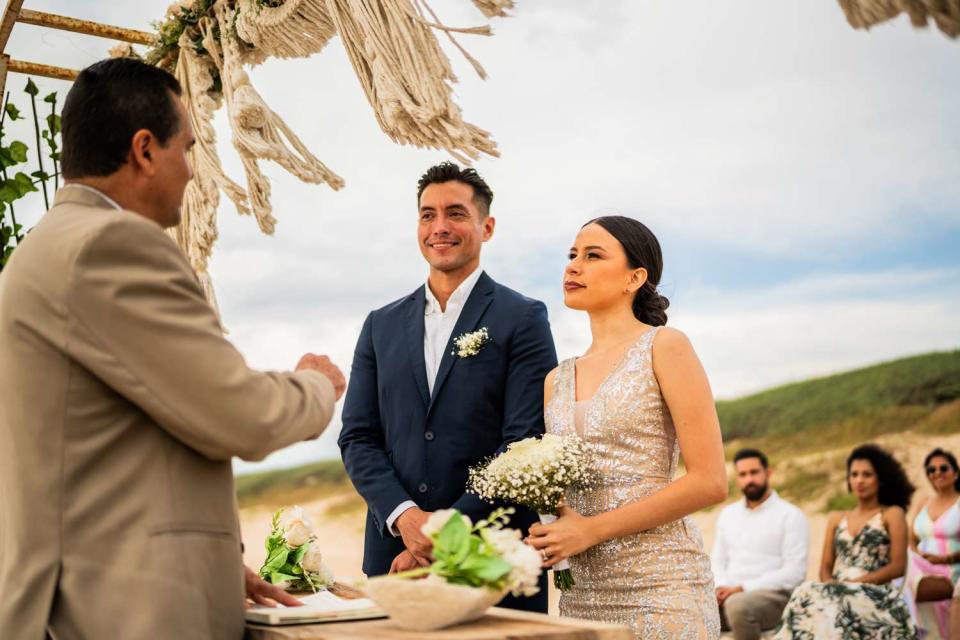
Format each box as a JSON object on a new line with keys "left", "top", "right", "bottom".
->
{"left": 424, "top": 431, "right": 435, "bottom": 441}
{"left": 418, "top": 483, "right": 428, "bottom": 494}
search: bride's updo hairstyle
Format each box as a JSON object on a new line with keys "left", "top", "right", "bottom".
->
{"left": 586, "top": 216, "right": 670, "bottom": 327}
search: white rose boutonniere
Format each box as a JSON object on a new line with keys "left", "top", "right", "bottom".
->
{"left": 451, "top": 327, "right": 491, "bottom": 359}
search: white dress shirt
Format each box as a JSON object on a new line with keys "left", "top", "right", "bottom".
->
{"left": 711, "top": 490, "right": 809, "bottom": 593}
{"left": 385, "top": 267, "right": 484, "bottom": 536}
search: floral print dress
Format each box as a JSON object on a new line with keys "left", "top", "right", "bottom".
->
{"left": 774, "top": 511, "right": 917, "bottom": 639}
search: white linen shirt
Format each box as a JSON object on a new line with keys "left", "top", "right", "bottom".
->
{"left": 385, "top": 267, "right": 484, "bottom": 536}
{"left": 711, "top": 490, "right": 809, "bottom": 593}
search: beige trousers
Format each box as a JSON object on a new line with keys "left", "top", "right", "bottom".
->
{"left": 719, "top": 589, "right": 791, "bottom": 640}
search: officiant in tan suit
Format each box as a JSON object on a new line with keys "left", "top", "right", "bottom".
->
{"left": 0, "top": 58, "right": 345, "bottom": 640}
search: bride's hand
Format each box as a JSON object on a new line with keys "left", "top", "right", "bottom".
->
{"left": 526, "top": 506, "right": 600, "bottom": 567}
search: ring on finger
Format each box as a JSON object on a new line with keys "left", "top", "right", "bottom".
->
{"left": 540, "top": 549, "right": 549, "bottom": 561}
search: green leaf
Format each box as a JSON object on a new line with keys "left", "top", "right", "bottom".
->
{"left": 43, "top": 92, "right": 57, "bottom": 104}
{"left": 30, "top": 170, "right": 50, "bottom": 181}
{"left": 24, "top": 78, "right": 38, "bottom": 97}
{"left": 434, "top": 512, "right": 469, "bottom": 559}
{"left": 268, "top": 571, "right": 299, "bottom": 585}
{"left": 46, "top": 114, "right": 61, "bottom": 136}
{"left": 260, "top": 544, "right": 290, "bottom": 577}
{"left": 5, "top": 103, "right": 21, "bottom": 120}
{"left": 291, "top": 542, "right": 310, "bottom": 565}
{"left": 13, "top": 172, "right": 37, "bottom": 195}
{"left": 8, "top": 141, "right": 27, "bottom": 163}
{"left": 462, "top": 554, "right": 512, "bottom": 582}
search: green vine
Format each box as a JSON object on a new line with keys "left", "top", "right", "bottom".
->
{"left": 0, "top": 80, "right": 62, "bottom": 271}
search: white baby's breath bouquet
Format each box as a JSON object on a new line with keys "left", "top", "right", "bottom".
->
{"left": 258, "top": 506, "right": 334, "bottom": 592}
{"left": 467, "top": 433, "right": 594, "bottom": 590}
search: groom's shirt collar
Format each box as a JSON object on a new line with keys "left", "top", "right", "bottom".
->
{"left": 424, "top": 266, "right": 483, "bottom": 316}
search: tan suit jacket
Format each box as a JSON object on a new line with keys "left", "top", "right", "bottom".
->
{"left": 0, "top": 185, "right": 336, "bottom": 639}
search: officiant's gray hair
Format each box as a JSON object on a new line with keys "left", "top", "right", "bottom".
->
{"left": 417, "top": 162, "right": 494, "bottom": 217}
{"left": 61, "top": 58, "right": 183, "bottom": 179}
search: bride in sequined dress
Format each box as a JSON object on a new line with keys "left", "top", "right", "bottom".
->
{"left": 527, "top": 216, "right": 726, "bottom": 639}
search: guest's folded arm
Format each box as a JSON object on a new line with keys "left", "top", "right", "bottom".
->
{"left": 67, "top": 217, "right": 336, "bottom": 462}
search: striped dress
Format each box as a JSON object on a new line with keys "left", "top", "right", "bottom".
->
{"left": 905, "top": 498, "right": 960, "bottom": 639}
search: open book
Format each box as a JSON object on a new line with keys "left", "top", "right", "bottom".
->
{"left": 245, "top": 584, "right": 385, "bottom": 626}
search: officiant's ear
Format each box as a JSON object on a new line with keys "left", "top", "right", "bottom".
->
{"left": 130, "top": 129, "right": 158, "bottom": 176}
{"left": 625, "top": 267, "right": 647, "bottom": 294}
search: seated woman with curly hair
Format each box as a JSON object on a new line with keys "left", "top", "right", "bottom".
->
{"left": 773, "top": 444, "right": 917, "bottom": 639}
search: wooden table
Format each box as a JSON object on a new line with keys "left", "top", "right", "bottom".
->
{"left": 246, "top": 607, "right": 632, "bottom": 640}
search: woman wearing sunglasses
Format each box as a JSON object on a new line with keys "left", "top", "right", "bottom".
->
{"left": 904, "top": 448, "right": 960, "bottom": 639}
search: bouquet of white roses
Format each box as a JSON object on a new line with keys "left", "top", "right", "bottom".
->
{"left": 258, "top": 506, "right": 335, "bottom": 592}
{"left": 467, "top": 433, "right": 594, "bottom": 589}
{"left": 397, "top": 507, "right": 542, "bottom": 599}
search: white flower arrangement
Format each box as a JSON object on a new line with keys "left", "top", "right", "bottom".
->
{"left": 395, "top": 508, "right": 541, "bottom": 599}
{"left": 258, "top": 506, "right": 335, "bottom": 592}
{"left": 467, "top": 434, "right": 595, "bottom": 589}
{"left": 451, "top": 327, "right": 491, "bottom": 358}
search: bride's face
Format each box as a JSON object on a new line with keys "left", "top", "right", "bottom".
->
{"left": 563, "top": 223, "right": 644, "bottom": 312}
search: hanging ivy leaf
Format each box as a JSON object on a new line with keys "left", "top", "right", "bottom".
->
{"left": 24, "top": 78, "right": 39, "bottom": 97}
{"left": 43, "top": 92, "right": 57, "bottom": 104}
{"left": 8, "top": 141, "right": 28, "bottom": 163}
{"left": 4, "top": 103, "right": 21, "bottom": 121}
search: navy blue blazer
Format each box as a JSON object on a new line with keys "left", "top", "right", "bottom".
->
{"left": 338, "top": 272, "right": 558, "bottom": 579}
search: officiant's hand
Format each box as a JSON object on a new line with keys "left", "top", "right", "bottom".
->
{"left": 296, "top": 354, "right": 346, "bottom": 401}
{"left": 396, "top": 507, "right": 434, "bottom": 566}
{"left": 526, "top": 505, "right": 600, "bottom": 567}
{"left": 244, "top": 566, "right": 303, "bottom": 609}
{"left": 389, "top": 550, "right": 422, "bottom": 574}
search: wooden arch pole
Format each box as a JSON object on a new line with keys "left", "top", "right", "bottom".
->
{"left": 0, "top": 0, "right": 156, "bottom": 97}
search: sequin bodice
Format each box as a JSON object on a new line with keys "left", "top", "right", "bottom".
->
{"left": 546, "top": 327, "right": 719, "bottom": 639}
{"left": 549, "top": 329, "right": 679, "bottom": 491}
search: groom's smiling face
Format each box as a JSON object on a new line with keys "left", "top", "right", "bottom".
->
{"left": 418, "top": 181, "right": 495, "bottom": 275}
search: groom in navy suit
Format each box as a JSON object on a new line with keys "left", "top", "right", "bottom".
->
{"left": 338, "top": 162, "right": 557, "bottom": 612}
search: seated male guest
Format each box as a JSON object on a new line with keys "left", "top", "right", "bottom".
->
{"left": 712, "top": 449, "right": 809, "bottom": 640}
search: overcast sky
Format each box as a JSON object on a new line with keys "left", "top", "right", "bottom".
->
{"left": 7, "top": 1, "right": 959, "bottom": 473}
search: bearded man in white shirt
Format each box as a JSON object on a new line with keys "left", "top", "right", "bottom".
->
{"left": 712, "top": 448, "right": 809, "bottom": 639}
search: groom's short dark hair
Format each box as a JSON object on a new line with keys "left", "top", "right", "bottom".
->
{"left": 733, "top": 448, "right": 769, "bottom": 469}
{"left": 417, "top": 162, "right": 493, "bottom": 217}
{"left": 61, "top": 58, "right": 183, "bottom": 179}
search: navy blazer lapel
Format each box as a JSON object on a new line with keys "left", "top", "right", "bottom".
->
{"left": 428, "top": 272, "right": 495, "bottom": 411}
{"left": 404, "top": 287, "right": 431, "bottom": 407}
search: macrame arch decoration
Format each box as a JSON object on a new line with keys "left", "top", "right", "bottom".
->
{"left": 140, "top": 0, "right": 512, "bottom": 310}
{"left": 837, "top": 0, "right": 960, "bottom": 38}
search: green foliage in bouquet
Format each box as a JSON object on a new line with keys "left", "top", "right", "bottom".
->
{"left": 258, "top": 508, "right": 332, "bottom": 593}
{"left": 408, "top": 509, "right": 514, "bottom": 589}
{"left": 395, "top": 507, "right": 542, "bottom": 598}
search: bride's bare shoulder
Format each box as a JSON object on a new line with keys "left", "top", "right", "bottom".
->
{"left": 651, "top": 326, "right": 695, "bottom": 355}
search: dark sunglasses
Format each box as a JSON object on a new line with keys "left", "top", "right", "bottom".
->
{"left": 926, "top": 464, "right": 954, "bottom": 475}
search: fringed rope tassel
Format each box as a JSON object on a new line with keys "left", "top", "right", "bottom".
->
{"left": 325, "top": 0, "right": 499, "bottom": 163}
{"left": 235, "top": 0, "right": 337, "bottom": 62}
{"left": 837, "top": 0, "right": 960, "bottom": 38}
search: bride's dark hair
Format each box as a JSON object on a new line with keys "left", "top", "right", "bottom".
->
{"left": 584, "top": 216, "right": 669, "bottom": 326}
